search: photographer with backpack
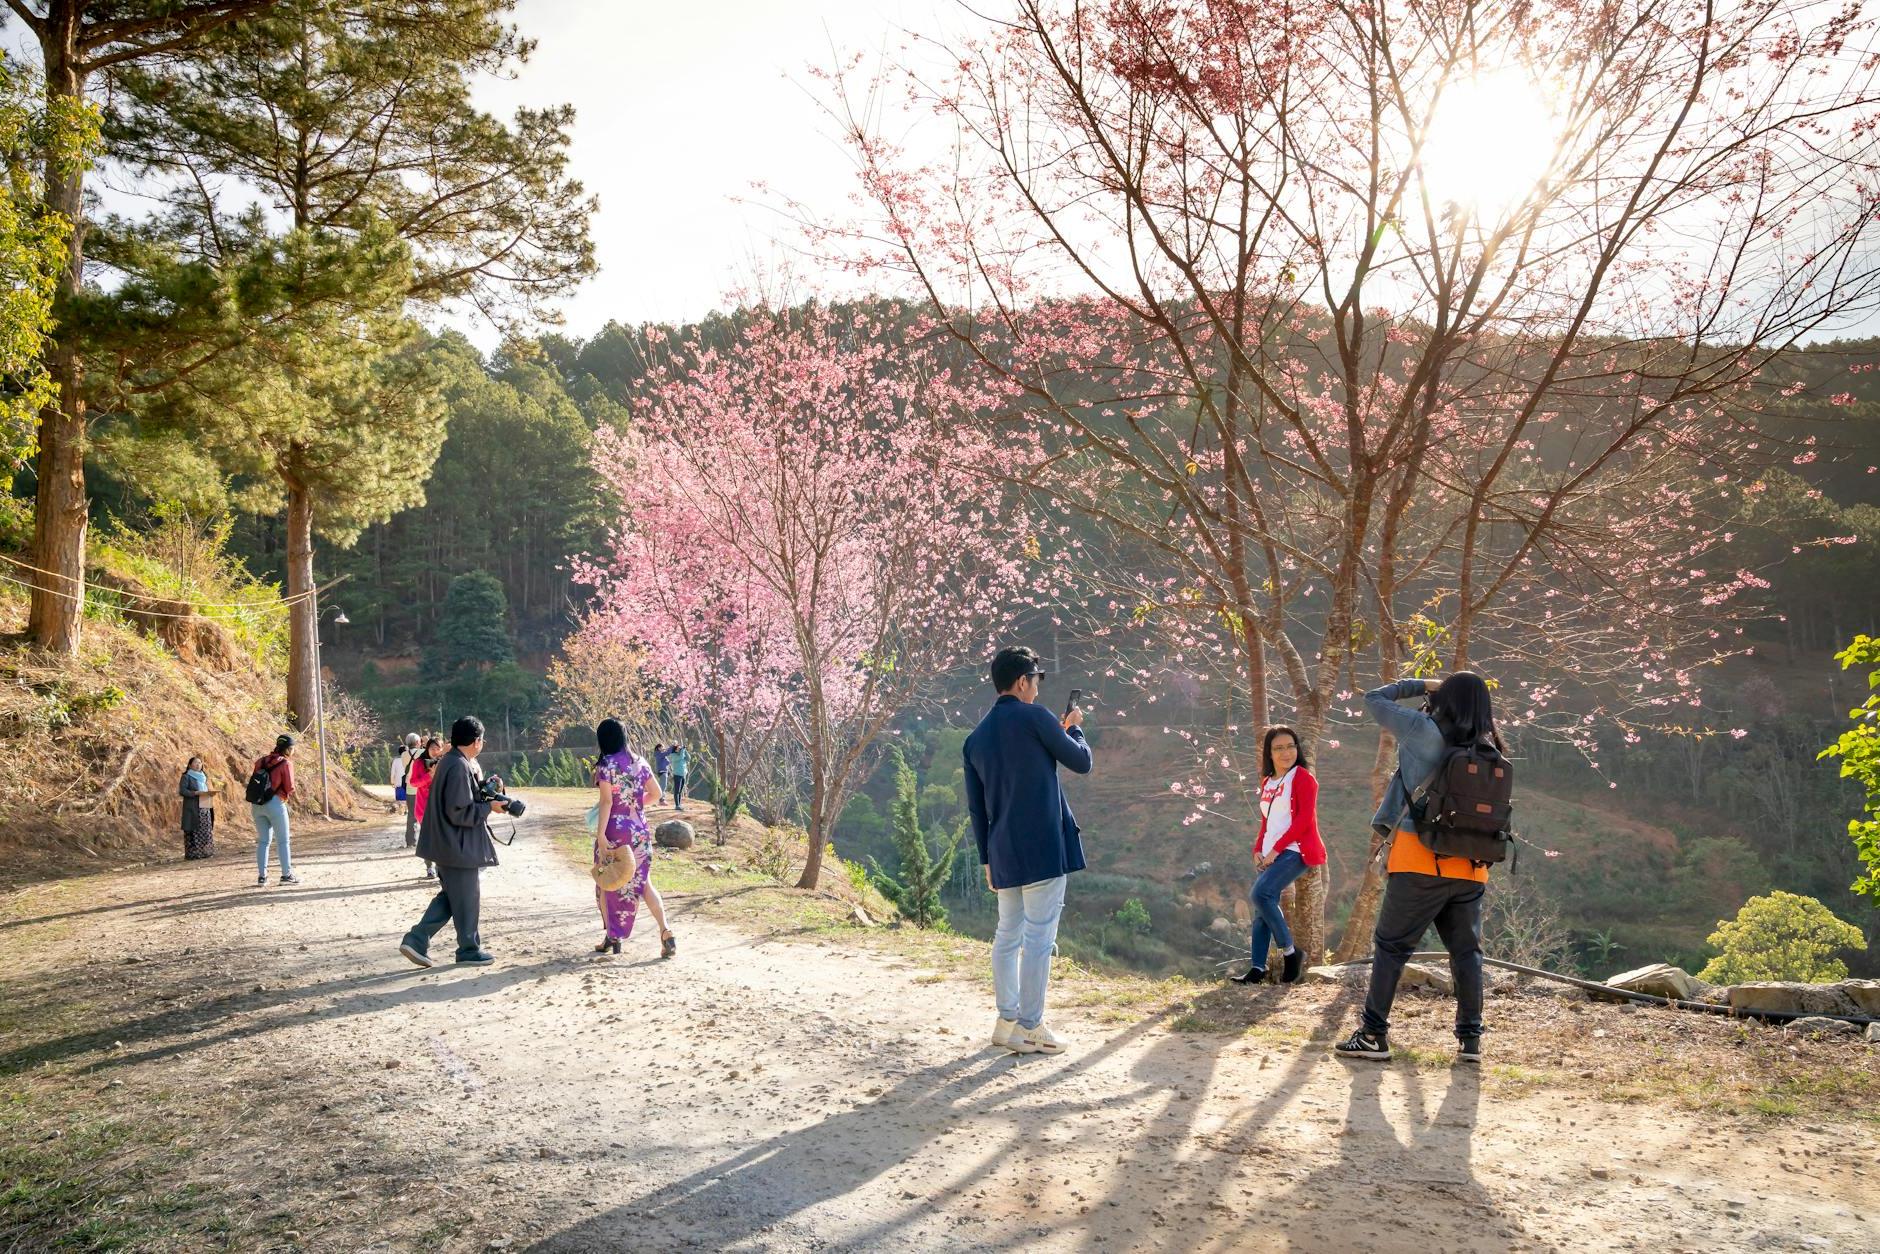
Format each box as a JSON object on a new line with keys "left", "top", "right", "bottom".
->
{"left": 246, "top": 735, "right": 300, "bottom": 887}
{"left": 1336, "top": 672, "right": 1513, "bottom": 1065}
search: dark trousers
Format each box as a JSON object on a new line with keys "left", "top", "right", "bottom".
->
{"left": 404, "top": 804, "right": 417, "bottom": 848}
{"left": 671, "top": 774, "right": 686, "bottom": 807}
{"left": 1361, "top": 871, "right": 1486, "bottom": 1041}
{"left": 403, "top": 865, "right": 482, "bottom": 959}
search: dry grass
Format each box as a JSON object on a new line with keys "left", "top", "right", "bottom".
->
{"left": 0, "top": 584, "right": 371, "bottom": 894}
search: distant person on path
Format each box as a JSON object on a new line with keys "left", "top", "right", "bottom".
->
{"left": 669, "top": 743, "right": 690, "bottom": 812}
{"left": 399, "top": 716, "right": 509, "bottom": 968}
{"left": 590, "top": 718, "right": 676, "bottom": 958}
{"left": 653, "top": 744, "right": 672, "bottom": 798}
{"left": 247, "top": 735, "right": 300, "bottom": 886}
{"left": 393, "top": 731, "right": 420, "bottom": 846}
{"left": 407, "top": 735, "right": 443, "bottom": 880}
{"left": 963, "top": 645, "right": 1094, "bottom": 1056}
{"left": 179, "top": 755, "right": 217, "bottom": 860}
{"left": 1234, "top": 725, "right": 1326, "bottom": 985}
{"left": 1337, "top": 673, "right": 1504, "bottom": 1065}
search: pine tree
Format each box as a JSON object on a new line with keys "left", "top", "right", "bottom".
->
{"left": 95, "top": 0, "right": 594, "bottom": 724}
{"left": 0, "top": 51, "right": 93, "bottom": 477}
{"left": 869, "top": 748, "right": 960, "bottom": 931}
{"left": 425, "top": 571, "right": 512, "bottom": 678}
{"left": 5, "top": 0, "right": 291, "bottom": 654}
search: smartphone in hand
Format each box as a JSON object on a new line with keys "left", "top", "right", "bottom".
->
{"left": 1064, "top": 688, "right": 1083, "bottom": 718}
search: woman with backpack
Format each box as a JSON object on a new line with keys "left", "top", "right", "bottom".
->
{"left": 1336, "top": 673, "right": 1505, "bottom": 1065}
{"left": 247, "top": 734, "right": 300, "bottom": 886}
{"left": 1232, "top": 725, "right": 1326, "bottom": 985}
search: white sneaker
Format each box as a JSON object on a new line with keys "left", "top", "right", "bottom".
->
{"left": 991, "top": 1017, "right": 1019, "bottom": 1048}
{"left": 1010, "top": 1023, "right": 1067, "bottom": 1055}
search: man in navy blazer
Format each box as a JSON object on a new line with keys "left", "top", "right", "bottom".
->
{"left": 963, "top": 645, "right": 1094, "bottom": 1055}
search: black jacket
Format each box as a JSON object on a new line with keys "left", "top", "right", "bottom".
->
{"left": 415, "top": 748, "right": 498, "bottom": 869}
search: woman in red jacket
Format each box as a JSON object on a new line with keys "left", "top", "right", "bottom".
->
{"left": 1234, "top": 725, "right": 1327, "bottom": 985}
{"left": 407, "top": 735, "right": 442, "bottom": 881}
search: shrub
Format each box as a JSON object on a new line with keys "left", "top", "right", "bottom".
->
{"left": 752, "top": 824, "right": 803, "bottom": 883}
{"left": 1113, "top": 897, "right": 1153, "bottom": 936}
{"left": 1822, "top": 634, "right": 1880, "bottom": 905}
{"left": 1697, "top": 891, "right": 1868, "bottom": 985}
{"left": 867, "top": 747, "right": 959, "bottom": 929}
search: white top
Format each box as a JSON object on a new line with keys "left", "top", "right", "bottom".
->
{"left": 1258, "top": 766, "right": 1297, "bottom": 858}
{"left": 390, "top": 749, "right": 409, "bottom": 789}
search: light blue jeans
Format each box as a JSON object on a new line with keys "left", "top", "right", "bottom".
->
{"left": 992, "top": 874, "right": 1068, "bottom": 1030}
{"left": 252, "top": 797, "right": 294, "bottom": 879}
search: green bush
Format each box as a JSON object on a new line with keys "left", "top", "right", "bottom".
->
{"left": 1112, "top": 897, "right": 1153, "bottom": 935}
{"left": 1822, "top": 634, "right": 1880, "bottom": 906}
{"left": 1697, "top": 890, "right": 1868, "bottom": 984}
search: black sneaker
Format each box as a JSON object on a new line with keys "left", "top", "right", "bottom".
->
{"left": 455, "top": 950, "right": 496, "bottom": 966}
{"left": 1457, "top": 1037, "right": 1482, "bottom": 1063}
{"left": 1281, "top": 950, "right": 1305, "bottom": 983}
{"left": 398, "top": 941, "right": 434, "bottom": 969}
{"left": 1334, "top": 1030, "right": 1391, "bottom": 1061}
{"left": 1232, "top": 966, "right": 1267, "bottom": 984}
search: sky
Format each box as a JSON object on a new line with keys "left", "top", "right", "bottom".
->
{"left": 464, "top": 0, "right": 958, "bottom": 349}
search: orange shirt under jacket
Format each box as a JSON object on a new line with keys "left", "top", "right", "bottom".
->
{"left": 1386, "top": 826, "right": 1490, "bottom": 883}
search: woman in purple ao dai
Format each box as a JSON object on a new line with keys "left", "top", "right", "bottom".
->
{"left": 593, "top": 718, "right": 677, "bottom": 958}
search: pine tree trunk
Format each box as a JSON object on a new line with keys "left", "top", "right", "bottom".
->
{"left": 26, "top": 16, "right": 88, "bottom": 656}
{"left": 285, "top": 478, "right": 319, "bottom": 729}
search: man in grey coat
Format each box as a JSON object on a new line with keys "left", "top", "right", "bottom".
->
{"left": 398, "top": 716, "right": 510, "bottom": 968}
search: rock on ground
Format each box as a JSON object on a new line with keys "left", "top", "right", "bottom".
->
{"left": 1400, "top": 961, "right": 1454, "bottom": 995}
{"left": 1600, "top": 962, "right": 1706, "bottom": 1002}
{"left": 1835, "top": 978, "right": 1880, "bottom": 1016}
{"left": 1784, "top": 1016, "right": 1862, "bottom": 1037}
{"left": 1727, "top": 982, "right": 1860, "bottom": 1018}
{"left": 654, "top": 819, "right": 695, "bottom": 849}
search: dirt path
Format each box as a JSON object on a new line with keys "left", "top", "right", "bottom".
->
{"left": 1, "top": 790, "right": 1874, "bottom": 1252}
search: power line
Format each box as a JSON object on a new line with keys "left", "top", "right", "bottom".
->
{"left": 0, "top": 552, "right": 336, "bottom": 621}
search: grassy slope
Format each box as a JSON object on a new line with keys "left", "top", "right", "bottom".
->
{"left": 0, "top": 576, "right": 369, "bottom": 890}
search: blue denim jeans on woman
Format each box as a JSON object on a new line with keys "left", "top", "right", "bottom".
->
{"left": 992, "top": 874, "right": 1067, "bottom": 1029}
{"left": 251, "top": 796, "right": 294, "bottom": 880}
{"left": 1248, "top": 848, "right": 1308, "bottom": 968}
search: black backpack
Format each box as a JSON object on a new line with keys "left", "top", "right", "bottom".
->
{"left": 244, "top": 756, "right": 280, "bottom": 806}
{"left": 1411, "top": 739, "right": 1515, "bottom": 865}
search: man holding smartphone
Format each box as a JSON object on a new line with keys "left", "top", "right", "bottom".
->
{"left": 963, "top": 645, "right": 1094, "bottom": 1055}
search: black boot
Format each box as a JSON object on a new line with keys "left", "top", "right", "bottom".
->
{"left": 1281, "top": 950, "right": 1305, "bottom": 983}
{"left": 1232, "top": 966, "right": 1266, "bottom": 984}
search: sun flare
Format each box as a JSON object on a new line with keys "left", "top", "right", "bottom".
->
{"left": 1419, "top": 68, "right": 1561, "bottom": 218}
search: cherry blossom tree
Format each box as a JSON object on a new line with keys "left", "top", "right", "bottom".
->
{"left": 583, "top": 303, "right": 1046, "bottom": 888}
{"left": 820, "top": 0, "right": 1880, "bottom": 960}
{"left": 571, "top": 479, "right": 794, "bottom": 839}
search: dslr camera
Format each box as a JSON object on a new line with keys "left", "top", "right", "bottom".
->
{"left": 475, "top": 773, "right": 527, "bottom": 819}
